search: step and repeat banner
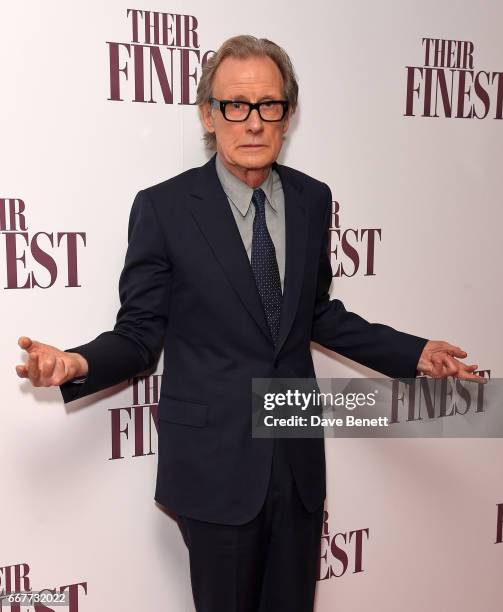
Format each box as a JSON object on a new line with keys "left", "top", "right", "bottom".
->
{"left": 1, "top": 1, "right": 502, "bottom": 610}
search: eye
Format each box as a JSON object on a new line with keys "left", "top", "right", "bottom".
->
{"left": 230, "top": 101, "right": 244, "bottom": 110}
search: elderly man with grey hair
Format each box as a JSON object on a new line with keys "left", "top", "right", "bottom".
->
{"left": 16, "top": 35, "right": 481, "bottom": 612}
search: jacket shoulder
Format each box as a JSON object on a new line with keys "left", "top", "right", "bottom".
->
{"left": 276, "top": 163, "right": 330, "bottom": 197}
{"left": 140, "top": 165, "right": 200, "bottom": 201}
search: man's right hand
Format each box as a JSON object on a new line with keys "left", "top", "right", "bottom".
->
{"left": 15, "top": 336, "right": 89, "bottom": 387}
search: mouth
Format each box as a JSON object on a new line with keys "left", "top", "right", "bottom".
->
{"left": 239, "top": 144, "right": 266, "bottom": 149}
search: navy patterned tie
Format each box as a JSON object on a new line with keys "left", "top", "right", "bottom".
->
{"left": 250, "top": 188, "right": 282, "bottom": 344}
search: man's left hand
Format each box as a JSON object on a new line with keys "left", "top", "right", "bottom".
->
{"left": 417, "top": 340, "right": 485, "bottom": 382}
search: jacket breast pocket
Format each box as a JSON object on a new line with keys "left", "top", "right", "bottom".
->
{"left": 158, "top": 394, "right": 209, "bottom": 427}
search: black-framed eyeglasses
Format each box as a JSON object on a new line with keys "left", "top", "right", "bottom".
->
{"left": 209, "top": 98, "right": 289, "bottom": 122}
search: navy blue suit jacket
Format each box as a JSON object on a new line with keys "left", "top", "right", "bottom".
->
{"left": 61, "top": 154, "right": 427, "bottom": 524}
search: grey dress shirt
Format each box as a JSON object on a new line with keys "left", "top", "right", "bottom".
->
{"left": 215, "top": 154, "right": 286, "bottom": 292}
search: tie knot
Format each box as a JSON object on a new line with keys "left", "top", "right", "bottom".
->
{"left": 252, "top": 188, "right": 266, "bottom": 213}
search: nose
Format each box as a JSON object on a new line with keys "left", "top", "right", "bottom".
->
{"left": 245, "top": 107, "right": 264, "bottom": 132}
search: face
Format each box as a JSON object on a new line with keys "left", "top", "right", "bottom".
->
{"left": 200, "top": 55, "right": 291, "bottom": 177}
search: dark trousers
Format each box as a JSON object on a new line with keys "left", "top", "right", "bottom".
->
{"left": 176, "top": 438, "right": 324, "bottom": 612}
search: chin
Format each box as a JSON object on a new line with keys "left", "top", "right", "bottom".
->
{"left": 234, "top": 148, "right": 275, "bottom": 169}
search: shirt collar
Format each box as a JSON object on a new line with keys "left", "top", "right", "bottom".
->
{"left": 215, "top": 154, "right": 277, "bottom": 216}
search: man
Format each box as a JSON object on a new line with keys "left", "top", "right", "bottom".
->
{"left": 16, "top": 36, "right": 481, "bottom": 612}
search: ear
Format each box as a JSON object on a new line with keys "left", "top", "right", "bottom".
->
{"left": 200, "top": 103, "right": 215, "bottom": 134}
{"left": 281, "top": 107, "right": 292, "bottom": 135}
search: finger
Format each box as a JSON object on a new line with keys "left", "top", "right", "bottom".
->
{"left": 457, "top": 369, "right": 488, "bottom": 384}
{"left": 449, "top": 358, "right": 478, "bottom": 372}
{"left": 457, "top": 363, "right": 478, "bottom": 374}
{"left": 450, "top": 349, "right": 468, "bottom": 359}
{"left": 450, "top": 360, "right": 487, "bottom": 383}
{"left": 442, "top": 343, "right": 468, "bottom": 359}
{"left": 40, "top": 355, "right": 57, "bottom": 379}
{"left": 16, "top": 364, "right": 28, "bottom": 378}
{"left": 429, "top": 354, "right": 457, "bottom": 378}
{"left": 27, "top": 352, "right": 40, "bottom": 383}
{"left": 18, "top": 336, "right": 32, "bottom": 350}
{"left": 441, "top": 355, "right": 462, "bottom": 376}
{"left": 18, "top": 336, "right": 40, "bottom": 353}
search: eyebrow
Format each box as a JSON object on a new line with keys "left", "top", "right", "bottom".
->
{"left": 225, "top": 94, "right": 282, "bottom": 102}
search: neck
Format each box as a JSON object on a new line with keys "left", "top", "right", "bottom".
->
{"left": 217, "top": 154, "right": 271, "bottom": 188}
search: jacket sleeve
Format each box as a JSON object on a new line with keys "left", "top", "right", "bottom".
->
{"left": 60, "top": 189, "right": 172, "bottom": 403}
{"left": 311, "top": 185, "right": 428, "bottom": 379}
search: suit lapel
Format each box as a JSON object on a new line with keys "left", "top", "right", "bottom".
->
{"left": 188, "top": 155, "right": 308, "bottom": 353}
{"left": 273, "top": 163, "right": 308, "bottom": 356}
{"left": 188, "top": 155, "right": 271, "bottom": 342}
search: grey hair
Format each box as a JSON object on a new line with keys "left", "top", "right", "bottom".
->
{"left": 196, "top": 35, "right": 298, "bottom": 149}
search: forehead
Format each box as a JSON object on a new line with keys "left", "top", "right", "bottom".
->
{"left": 212, "top": 55, "right": 284, "bottom": 98}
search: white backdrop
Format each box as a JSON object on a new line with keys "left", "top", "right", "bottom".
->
{"left": 1, "top": 1, "right": 502, "bottom": 610}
